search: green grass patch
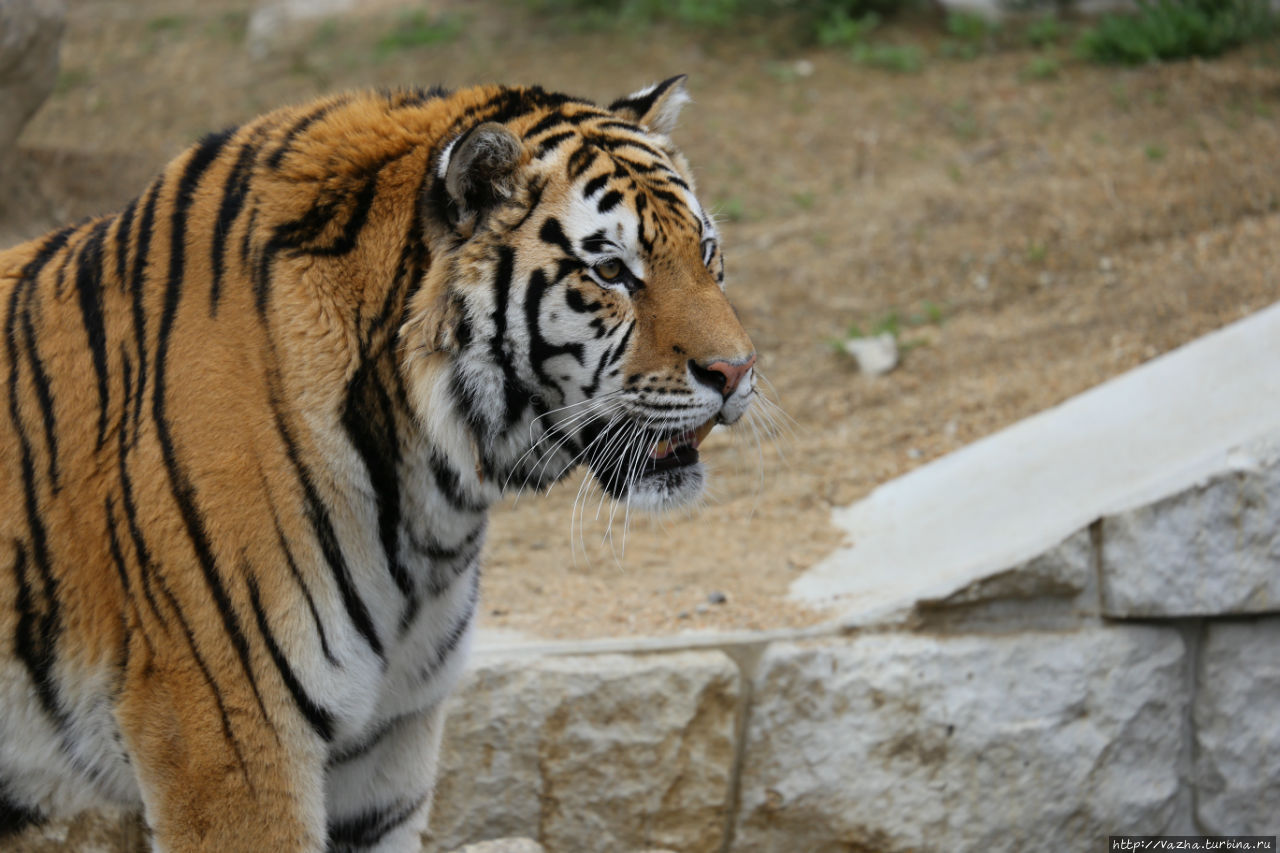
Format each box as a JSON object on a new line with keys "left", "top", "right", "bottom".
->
{"left": 850, "top": 41, "right": 924, "bottom": 72}
{"left": 1077, "top": 0, "right": 1278, "bottom": 65}
{"left": 1025, "top": 14, "right": 1063, "bottom": 48}
{"left": 1021, "top": 55, "right": 1060, "bottom": 80}
{"left": 376, "top": 11, "right": 465, "bottom": 57}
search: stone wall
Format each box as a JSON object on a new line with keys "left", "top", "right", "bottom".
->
{"left": 16, "top": 299, "right": 1280, "bottom": 850}
{"left": 18, "top": 443, "right": 1280, "bottom": 853}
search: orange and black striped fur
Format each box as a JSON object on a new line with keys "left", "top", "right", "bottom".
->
{"left": 0, "top": 76, "right": 756, "bottom": 851}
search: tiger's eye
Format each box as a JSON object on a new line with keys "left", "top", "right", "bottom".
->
{"left": 595, "top": 258, "right": 624, "bottom": 282}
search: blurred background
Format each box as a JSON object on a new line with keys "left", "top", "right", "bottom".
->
{"left": 3, "top": 0, "right": 1279, "bottom": 641}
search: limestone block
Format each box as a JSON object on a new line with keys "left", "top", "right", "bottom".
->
{"left": 735, "top": 628, "right": 1187, "bottom": 853}
{"left": 448, "top": 840, "right": 544, "bottom": 853}
{"left": 426, "top": 651, "right": 740, "bottom": 853}
{"left": 1100, "top": 450, "right": 1280, "bottom": 617}
{"left": 1194, "top": 618, "right": 1280, "bottom": 833}
{"left": 914, "top": 526, "right": 1099, "bottom": 630}
{"left": 0, "top": 0, "right": 64, "bottom": 158}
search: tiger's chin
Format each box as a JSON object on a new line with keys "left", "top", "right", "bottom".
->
{"left": 624, "top": 459, "right": 707, "bottom": 512}
{"left": 586, "top": 418, "right": 715, "bottom": 512}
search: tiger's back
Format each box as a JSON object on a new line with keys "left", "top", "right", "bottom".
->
{"left": 0, "top": 78, "right": 758, "bottom": 851}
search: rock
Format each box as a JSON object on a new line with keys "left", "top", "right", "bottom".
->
{"left": 841, "top": 332, "right": 898, "bottom": 376}
{"left": 734, "top": 627, "right": 1187, "bottom": 853}
{"left": 1194, "top": 618, "right": 1280, "bottom": 833}
{"left": 913, "top": 527, "right": 1098, "bottom": 631}
{"left": 448, "top": 839, "right": 544, "bottom": 853}
{"left": 247, "top": 0, "right": 355, "bottom": 59}
{"left": 426, "top": 651, "right": 740, "bottom": 853}
{"left": 1100, "top": 446, "right": 1280, "bottom": 617}
{"left": 0, "top": 0, "right": 65, "bottom": 163}
{"left": 707, "top": 591, "right": 727, "bottom": 605}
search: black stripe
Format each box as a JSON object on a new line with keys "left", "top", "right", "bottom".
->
{"left": 427, "top": 450, "right": 485, "bottom": 514}
{"left": 18, "top": 225, "right": 76, "bottom": 280}
{"left": 115, "top": 422, "right": 167, "bottom": 627}
{"left": 538, "top": 217, "right": 574, "bottom": 254}
{"left": 268, "top": 506, "right": 337, "bottom": 666}
{"left": 246, "top": 574, "right": 335, "bottom": 742}
{"left": 419, "top": 526, "right": 484, "bottom": 599}
{"left": 565, "top": 286, "right": 602, "bottom": 314}
{"left": 522, "top": 108, "right": 597, "bottom": 140}
{"left": 341, "top": 360, "right": 410, "bottom": 597}
{"left": 153, "top": 129, "right": 278, "bottom": 734}
{"left": 113, "top": 198, "right": 137, "bottom": 290}
{"left": 16, "top": 273, "right": 61, "bottom": 491}
{"left": 0, "top": 781, "right": 42, "bottom": 838}
{"left": 271, "top": 396, "right": 384, "bottom": 659}
{"left": 211, "top": 134, "right": 259, "bottom": 313}
{"left": 605, "top": 321, "right": 634, "bottom": 369}
{"left": 128, "top": 179, "right": 161, "bottom": 445}
{"left": 326, "top": 713, "right": 406, "bottom": 767}
{"left": 267, "top": 102, "right": 338, "bottom": 168}
{"left": 414, "top": 572, "right": 478, "bottom": 684}
{"left": 5, "top": 273, "right": 68, "bottom": 733}
{"left": 535, "top": 131, "right": 574, "bottom": 157}
{"left": 72, "top": 219, "right": 111, "bottom": 449}
{"left": 582, "top": 173, "right": 609, "bottom": 198}
{"left": 104, "top": 497, "right": 133, "bottom": 596}
{"left": 597, "top": 190, "right": 624, "bottom": 214}
{"left": 524, "top": 268, "right": 585, "bottom": 389}
{"left": 490, "top": 246, "right": 531, "bottom": 428}
{"left": 567, "top": 144, "right": 598, "bottom": 179}
{"left": 152, "top": 573, "right": 253, "bottom": 783}
{"left": 327, "top": 796, "right": 425, "bottom": 850}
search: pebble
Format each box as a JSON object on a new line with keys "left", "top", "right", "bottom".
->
{"left": 694, "top": 604, "right": 710, "bottom": 616}
{"left": 707, "top": 591, "right": 728, "bottom": 605}
{"left": 842, "top": 332, "right": 899, "bottom": 376}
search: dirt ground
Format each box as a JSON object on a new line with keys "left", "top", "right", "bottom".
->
{"left": 10, "top": 0, "right": 1280, "bottom": 640}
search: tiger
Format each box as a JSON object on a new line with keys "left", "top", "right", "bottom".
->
{"left": 0, "top": 75, "right": 757, "bottom": 851}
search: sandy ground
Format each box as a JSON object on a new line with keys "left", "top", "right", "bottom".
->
{"left": 10, "top": 0, "right": 1280, "bottom": 639}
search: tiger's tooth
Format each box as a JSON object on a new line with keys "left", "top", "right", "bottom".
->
{"left": 692, "top": 419, "right": 716, "bottom": 447}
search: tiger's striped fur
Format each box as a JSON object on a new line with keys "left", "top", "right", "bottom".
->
{"left": 0, "top": 76, "right": 756, "bottom": 852}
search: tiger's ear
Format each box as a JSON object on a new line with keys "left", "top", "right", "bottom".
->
{"left": 441, "top": 122, "right": 524, "bottom": 224}
{"left": 608, "top": 75, "right": 690, "bottom": 136}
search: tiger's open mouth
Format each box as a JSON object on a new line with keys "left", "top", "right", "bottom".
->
{"left": 644, "top": 419, "right": 717, "bottom": 474}
{"left": 583, "top": 416, "right": 718, "bottom": 508}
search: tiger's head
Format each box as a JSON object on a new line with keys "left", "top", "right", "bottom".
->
{"left": 404, "top": 77, "right": 755, "bottom": 512}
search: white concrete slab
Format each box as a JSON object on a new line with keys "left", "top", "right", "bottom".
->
{"left": 791, "top": 301, "right": 1280, "bottom": 624}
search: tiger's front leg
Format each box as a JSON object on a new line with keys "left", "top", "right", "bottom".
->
{"left": 115, "top": 645, "right": 328, "bottom": 853}
{"left": 323, "top": 703, "right": 448, "bottom": 853}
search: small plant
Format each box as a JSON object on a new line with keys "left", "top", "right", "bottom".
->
{"left": 55, "top": 67, "right": 90, "bottom": 94}
{"left": 942, "top": 11, "right": 998, "bottom": 59}
{"left": 1076, "top": 0, "right": 1278, "bottom": 65}
{"left": 1021, "top": 55, "right": 1060, "bottom": 80}
{"left": 832, "top": 302, "right": 946, "bottom": 349}
{"left": 147, "top": 15, "right": 186, "bottom": 33}
{"left": 376, "top": 11, "right": 464, "bottom": 57}
{"left": 816, "top": 9, "right": 880, "bottom": 47}
{"left": 948, "top": 100, "right": 980, "bottom": 140}
{"left": 1025, "top": 240, "right": 1048, "bottom": 264}
{"left": 1025, "top": 14, "right": 1063, "bottom": 48}
{"left": 1144, "top": 143, "right": 1167, "bottom": 161}
{"left": 851, "top": 42, "right": 924, "bottom": 73}
{"left": 791, "top": 191, "right": 817, "bottom": 210}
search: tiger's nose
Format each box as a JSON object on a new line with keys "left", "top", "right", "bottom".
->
{"left": 689, "top": 354, "right": 756, "bottom": 399}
